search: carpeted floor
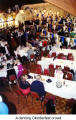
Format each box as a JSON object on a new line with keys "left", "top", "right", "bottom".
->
{"left": 0, "top": 62, "right": 72, "bottom": 114}
{"left": 0, "top": 85, "right": 72, "bottom": 114}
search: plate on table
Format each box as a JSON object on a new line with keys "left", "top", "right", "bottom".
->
{"left": 46, "top": 79, "right": 52, "bottom": 83}
{"left": 56, "top": 80, "right": 62, "bottom": 88}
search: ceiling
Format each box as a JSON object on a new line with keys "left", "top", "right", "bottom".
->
{"left": 44, "top": 0, "right": 76, "bottom": 16}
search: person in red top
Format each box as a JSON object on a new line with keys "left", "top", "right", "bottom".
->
{"left": 42, "top": 41, "right": 47, "bottom": 47}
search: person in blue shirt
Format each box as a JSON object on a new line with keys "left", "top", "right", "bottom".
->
{"left": 61, "top": 36, "right": 64, "bottom": 44}
{"left": 74, "top": 39, "right": 76, "bottom": 46}
{"left": 68, "top": 27, "right": 71, "bottom": 32}
{"left": 0, "top": 102, "right": 9, "bottom": 114}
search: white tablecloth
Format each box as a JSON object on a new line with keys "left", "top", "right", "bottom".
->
{"left": 0, "top": 66, "right": 18, "bottom": 78}
{"left": 15, "top": 46, "right": 35, "bottom": 57}
{"left": 0, "top": 60, "right": 18, "bottom": 78}
{"left": 37, "top": 57, "right": 76, "bottom": 71}
{"left": 29, "top": 73, "right": 76, "bottom": 99}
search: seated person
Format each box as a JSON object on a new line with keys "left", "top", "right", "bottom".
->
{"left": 55, "top": 67, "right": 63, "bottom": 79}
{"left": 27, "top": 46, "right": 34, "bottom": 60}
{"left": 19, "top": 75, "right": 30, "bottom": 94}
{"left": 21, "top": 56, "right": 28, "bottom": 64}
{"left": 0, "top": 53, "right": 7, "bottom": 62}
{"left": 0, "top": 45, "right": 6, "bottom": 54}
{"left": 7, "top": 68, "right": 17, "bottom": 82}
{"left": 0, "top": 102, "right": 9, "bottom": 114}
{"left": 0, "top": 94, "right": 16, "bottom": 114}
{"left": 42, "top": 40, "right": 47, "bottom": 47}
{"left": 34, "top": 47, "right": 41, "bottom": 59}
{"left": 30, "top": 75, "right": 46, "bottom": 99}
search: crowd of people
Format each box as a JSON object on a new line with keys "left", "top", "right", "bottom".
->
{"left": 0, "top": 11, "right": 76, "bottom": 114}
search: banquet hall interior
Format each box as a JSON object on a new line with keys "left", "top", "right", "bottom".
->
{"left": 0, "top": 0, "right": 76, "bottom": 114}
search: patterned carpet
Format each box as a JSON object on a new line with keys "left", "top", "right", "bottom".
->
{"left": 0, "top": 85, "right": 72, "bottom": 114}
{"left": 0, "top": 62, "right": 72, "bottom": 114}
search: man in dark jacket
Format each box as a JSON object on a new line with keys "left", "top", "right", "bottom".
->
{"left": 30, "top": 79, "right": 46, "bottom": 98}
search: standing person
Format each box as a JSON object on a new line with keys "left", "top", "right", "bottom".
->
{"left": 27, "top": 46, "right": 34, "bottom": 60}
{"left": 6, "top": 31, "right": 15, "bottom": 56}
